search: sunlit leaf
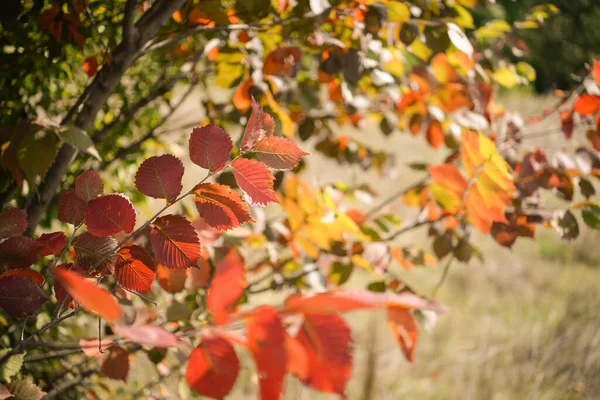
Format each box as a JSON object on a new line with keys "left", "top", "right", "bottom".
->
{"left": 75, "top": 171, "right": 103, "bottom": 201}
{"left": 135, "top": 155, "right": 184, "bottom": 202}
{"left": 231, "top": 158, "right": 278, "bottom": 206}
{"left": 189, "top": 124, "right": 233, "bottom": 173}
{"left": 387, "top": 306, "right": 418, "bottom": 362}
{"left": 206, "top": 249, "right": 245, "bottom": 324}
{"left": 58, "top": 189, "right": 86, "bottom": 225}
{"left": 193, "top": 183, "right": 253, "bottom": 231}
{"left": 85, "top": 194, "right": 136, "bottom": 237}
{"left": 113, "top": 325, "right": 178, "bottom": 348}
{"left": 150, "top": 215, "right": 200, "bottom": 269}
{"left": 254, "top": 136, "right": 309, "bottom": 170}
{"left": 114, "top": 246, "right": 156, "bottom": 292}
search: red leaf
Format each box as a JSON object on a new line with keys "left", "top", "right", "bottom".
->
{"left": 101, "top": 346, "right": 129, "bottom": 381}
{"left": 0, "top": 237, "right": 43, "bottom": 269}
{"left": 0, "top": 268, "right": 45, "bottom": 286}
{"left": 75, "top": 171, "right": 104, "bottom": 201}
{"left": 247, "top": 306, "right": 287, "bottom": 400}
{"left": 295, "top": 314, "right": 352, "bottom": 396}
{"left": 428, "top": 164, "right": 467, "bottom": 195}
{"left": 189, "top": 124, "right": 232, "bottom": 173}
{"left": 135, "top": 155, "right": 184, "bottom": 202}
{"left": 193, "top": 183, "right": 253, "bottom": 231}
{"left": 58, "top": 189, "right": 86, "bottom": 225}
{"left": 206, "top": 249, "right": 246, "bottom": 324}
{"left": 387, "top": 306, "right": 418, "bottom": 362}
{"left": 73, "top": 233, "right": 117, "bottom": 275}
{"left": 593, "top": 59, "right": 600, "bottom": 87}
{"left": 53, "top": 263, "right": 84, "bottom": 308}
{"left": 240, "top": 97, "right": 275, "bottom": 153}
{"left": 560, "top": 110, "right": 574, "bottom": 139}
{"left": 83, "top": 56, "right": 98, "bottom": 78}
{"left": 156, "top": 263, "right": 187, "bottom": 293}
{"left": 113, "top": 324, "right": 178, "bottom": 348}
{"left": 285, "top": 333, "right": 309, "bottom": 380}
{"left": 38, "top": 232, "right": 66, "bottom": 256}
{"left": 53, "top": 267, "right": 123, "bottom": 322}
{"left": 426, "top": 120, "right": 445, "bottom": 149}
{"left": 114, "top": 246, "right": 156, "bottom": 292}
{"left": 573, "top": 94, "right": 600, "bottom": 116}
{"left": 85, "top": 194, "right": 136, "bottom": 237}
{"left": 150, "top": 215, "right": 200, "bottom": 269}
{"left": 186, "top": 336, "right": 240, "bottom": 399}
{"left": 231, "top": 158, "right": 278, "bottom": 206}
{"left": 0, "top": 276, "right": 49, "bottom": 319}
{"left": 0, "top": 208, "right": 27, "bottom": 239}
{"left": 254, "top": 136, "right": 309, "bottom": 170}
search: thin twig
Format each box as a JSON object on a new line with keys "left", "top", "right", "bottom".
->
{"left": 364, "top": 178, "right": 428, "bottom": 220}
{"left": 432, "top": 256, "right": 454, "bottom": 296}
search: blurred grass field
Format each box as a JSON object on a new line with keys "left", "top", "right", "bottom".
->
{"left": 104, "top": 93, "right": 600, "bottom": 399}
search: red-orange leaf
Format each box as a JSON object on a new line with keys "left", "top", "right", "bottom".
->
{"left": 573, "top": 94, "right": 600, "bottom": 116}
{"left": 0, "top": 276, "right": 49, "bottom": 319}
{"left": 247, "top": 306, "right": 287, "bottom": 400}
{"left": 113, "top": 324, "right": 178, "bottom": 348}
{"left": 53, "top": 267, "right": 122, "bottom": 322}
{"left": 83, "top": 56, "right": 99, "bottom": 78}
{"left": 231, "top": 158, "right": 278, "bottom": 206}
{"left": 135, "top": 154, "right": 184, "bottom": 202}
{"left": 233, "top": 77, "right": 253, "bottom": 112}
{"left": 0, "top": 268, "right": 45, "bottom": 286}
{"left": 85, "top": 194, "right": 136, "bottom": 237}
{"left": 285, "top": 333, "right": 309, "bottom": 380}
{"left": 426, "top": 120, "right": 445, "bottom": 149}
{"left": 150, "top": 215, "right": 200, "bottom": 269}
{"left": 75, "top": 171, "right": 103, "bottom": 201}
{"left": 53, "top": 263, "right": 84, "bottom": 308}
{"left": 38, "top": 232, "right": 66, "bottom": 256}
{"left": 254, "top": 136, "right": 309, "bottom": 170}
{"left": 295, "top": 314, "right": 352, "bottom": 396}
{"left": 189, "top": 124, "right": 232, "bottom": 173}
{"left": 114, "top": 246, "right": 156, "bottom": 292}
{"left": 101, "top": 346, "right": 129, "bottom": 381}
{"left": 156, "top": 263, "right": 187, "bottom": 293}
{"left": 193, "top": 183, "right": 253, "bottom": 231}
{"left": 387, "top": 306, "right": 418, "bottom": 362}
{"left": 73, "top": 233, "right": 117, "bottom": 275}
{"left": 428, "top": 164, "right": 467, "bottom": 195}
{"left": 58, "top": 189, "right": 86, "bottom": 225}
{"left": 0, "top": 237, "right": 43, "bottom": 269}
{"left": 593, "top": 59, "right": 600, "bottom": 87}
{"left": 0, "top": 208, "right": 27, "bottom": 239}
{"left": 206, "top": 249, "right": 246, "bottom": 324}
{"left": 186, "top": 336, "right": 240, "bottom": 399}
{"left": 240, "top": 97, "right": 275, "bottom": 153}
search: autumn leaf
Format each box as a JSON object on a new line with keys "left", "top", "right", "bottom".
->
{"left": 0, "top": 237, "right": 43, "bottom": 269}
{"left": 426, "top": 120, "right": 445, "bottom": 149}
{"left": 82, "top": 56, "right": 98, "bottom": 77}
{"left": 206, "top": 249, "right": 246, "bottom": 324}
{"left": 193, "top": 183, "right": 253, "bottom": 231}
{"left": 231, "top": 158, "right": 278, "bottom": 206}
{"left": 0, "top": 208, "right": 27, "bottom": 239}
{"left": 428, "top": 164, "right": 467, "bottom": 195}
{"left": 189, "top": 124, "right": 233, "bottom": 173}
{"left": 113, "top": 325, "right": 178, "bottom": 348}
{"left": 233, "top": 77, "right": 253, "bottom": 112}
{"left": 73, "top": 233, "right": 117, "bottom": 275}
{"left": 53, "top": 263, "right": 84, "bottom": 309}
{"left": 240, "top": 97, "right": 275, "bottom": 153}
{"left": 186, "top": 336, "right": 240, "bottom": 399}
{"left": 156, "top": 263, "right": 187, "bottom": 293}
{"left": 150, "top": 215, "right": 201, "bottom": 269}
{"left": 85, "top": 194, "right": 136, "bottom": 237}
{"left": 253, "top": 136, "right": 309, "bottom": 170}
{"left": 0, "top": 268, "right": 45, "bottom": 286}
{"left": 37, "top": 231, "right": 66, "bottom": 257}
{"left": 101, "top": 346, "right": 129, "bottom": 381}
{"left": 75, "top": 170, "right": 103, "bottom": 201}
{"left": 135, "top": 154, "right": 184, "bottom": 202}
{"left": 0, "top": 276, "right": 49, "bottom": 319}
{"left": 573, "top": 94, "right": 600, "bottom": 116}
{"left": 58, "top": 189, "right": 86, "bottom": 225}
{"left": 295, "top": 314, "right": 352, "bottom": 396}
{"left": 114, "top": 246, "right": 156, "bottom": 292}
{"left": 247, "top": 306, "right": 287, "bottom": 400}
{"left": 387, "top": 306, "right": 418, "bottom": 362}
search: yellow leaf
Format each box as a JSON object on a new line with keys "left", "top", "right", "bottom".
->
{"left": 264, "top": 90, "right": 295, "bottom": 138}
{"left": 387, "top": 2, "right": 410, "bottom": 23}
{"left": 283, "top": 197, "right": 305, "bottom": 231}
{"left": 295, "top": 235, "right": 320, "bottom": 259}
{"left": 430, "top": 183, "right": 462, "bottom": 213}
{"left": 493, "top": 67, "right": 518, "bottom": 88}
{"left": 409, "top": 38, "right": 432, "bottom": 61}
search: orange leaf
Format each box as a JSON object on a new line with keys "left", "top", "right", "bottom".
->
{"left": 150, "top": 215, "right": 200, "bottom": 269}
{"left": 247, "top": 306, "right": 287, "bottom": 400}
{"left": 114, "top": 246, "right": 156, "bottom": 292}
{"left": 53, "top": 267, "right": 122, "bottom": 322}
{"left": 285, "top": 332, "right": 309, "bottom": 380}
{"left": 254, "top": 136, "right": 309, "bottom": 170}
{"left": 428, "top": 164, "right": 467, "bottom": 196}
{"left": 193, "top": 183, "right": 253, "bottom": 231}
{"left": 156, "top": 263, "right": 187, "bottom": 293}
{"left": 426, "top": 120, "right": 445, "bottom": 149}
{"left": 573, "top": 94, "right": 600, "bottom": 116}
{"left": 82, "top": 56, "right": 98, "bottom": 77}
{"left": 231, "top": 158, "right": 278, "bottom": 206}
{"left": 233, "top": 77, "right": 253, "bottom": 112}
{"left": 240, "top": 97, "right": 275, "bottom": 153}
{"left": 206, "top": 249, "right": 246, "bottom": 324}
{"left": 387, "top": 306, "right": 418, "bottom": 362}
{"left": 593, "top": 59, "right": 600, "bottom": 87}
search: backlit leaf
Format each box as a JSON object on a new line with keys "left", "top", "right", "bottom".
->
{"left": 193, "top": 183, "right": 253, "bottom": 231}
{"left": 37, "top": 231, "right": 66, "bottom": 256}
{"left": 387, "top": 306, "right": 418, "bottom": 362}
{"left": 53, "top": 267, "right": 122, "bottom": 322}
{"left": 59, "top": 126, "right": 101, "bottom": 161}
{"left": 247, "top": 306, "right": 287, "bottom": 400}
{"left": 53, "top": 263, "right": 84, "bottom": 308}
{"left": 0, "top": 276, "right": 49, "bottom": 319}
{"left": 101, "top": 346, "right": 129, "bottom": 381}
{"left": 186, "top": 336, "right": 240, "bottom": 399}
{"left": 73, "top": 233, "right": 117, "bottom": 275}
{"left": 156, "top": 263, "right": 187, "bottom": 293}
{"left": 295, "top": 314, "right": 352, "bottom": 396}
{"left": 426, "top": 120, "right": 445, "bottom": 149}
{"left": 240, "top": 97, "right": 275, "bottom": 153}
{"left": 75, "top": 171, "right": 103, "bottom": 201}
{"left": 0, "top": 269, "right": 44, "bottom": 286}
{"left": 428, "top": 164, "right": 467, "bottom": 195}
{"left": 114, "top": 246, "right": 156, "bottom": 292}
{"left": 58, "top": 189, "right": 86, "bottom": 225}
{"left": 189, "top": 124, "right": 233, "bottom": 173}
{"left": 0, "top": 237, "right": 43, "bottom": 269}
{"left": 206, "top": 249, "right": 246, "bottom": 324}
{"left": 573, "top": 94, "right": 600, "bottom": 116}
{"left": 85, "top": 194, "right": 136, "bottom": 237}
{"left": 135, "top": 155, "right": 184, "bottom": 202}
{"left": 113, "top": 325, "right": 178, "bottom": 348}
{"left": 0, "top": 208, "right": 27, "bottom": 239}
{"left": 150, "top": 215, "right": 200, "bottom": 269}
{"left": 254, "top": 136, "right": 309, "bottom": 170}
{"left": 231, "top": 158, "right": 278, "bottom": 206}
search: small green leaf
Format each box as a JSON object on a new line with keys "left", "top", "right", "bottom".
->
{"left": 554, "top": 210, "right": 579, "bottom": 240}
{"left": 367, "top": 280, "right": 386, "bottom": 292}
{"left": 329, "top": 262, "right": 353, "bottom": 285}
{"left": 17, "top": 129, "right": 60, "bottom": 184}
{"left": 582, "top": 204, "right": 600, "bottom": 229}
{"left": 59, "top": 126, "right": 101, "bottom": 161}
{"left": 0, "top": 349, "right": 24, "bottom": 382}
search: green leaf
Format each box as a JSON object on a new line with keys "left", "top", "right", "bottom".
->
{"left": 329, "top": 262, "right": 353, "bottom": 285}
{"left": 554, "top": 210, "right": 579, "bottom": 240}
{"left": 0, "top": 349, "right": 24, "bottom": 382}
{"left": 367, "top": 280, "right": 386, "bottom": 292}
{"left": 387, "top": 2, "right": 410, "bottom": 23}
{"left": 17, "top": 129, "right": 60, "bottom": 185}
{"left": 6, "top": 376, "right": 46, "bottom": 400}
{"left": 59, "top": 126, "right": 101, "bottom": 161}
{"left": 582, "top": 204, "right": 600, "bottom": 229}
